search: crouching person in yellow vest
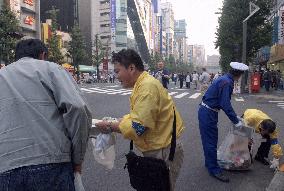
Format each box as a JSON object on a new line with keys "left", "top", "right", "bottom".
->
{"left": 242, "top": 109, "right": 283, "bottom": 170}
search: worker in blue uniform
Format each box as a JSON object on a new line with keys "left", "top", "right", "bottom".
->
{"left": 198, "top": 62, "right": 249, "bottom": 183}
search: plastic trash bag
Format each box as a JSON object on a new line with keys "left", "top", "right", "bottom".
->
{"left": 217, "top": 125, "right": 254, "bottom": 170}
{"left": 74, "top": 172, "right": 85, "bottom": 191}
{"left": 90, "top": 117, "right": 117, "bottom": 169}
{"left": 91, "top": 133, "right": 116, "bottom": 170}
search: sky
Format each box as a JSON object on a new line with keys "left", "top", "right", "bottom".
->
{"left": 162, "top": 0, "right": 224, "bottom": 56}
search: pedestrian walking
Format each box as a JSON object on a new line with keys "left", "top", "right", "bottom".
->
{"left": 198, "top": 62, "right": 248, "bottom": 182}
{"left": 154, "top": 61, "right": 170, "bottom": 89}
{"left": 275, "top": 70, "right": 281, "bottom": 90}
{"left": 95, "top": 49, "right": 185, "bottom": 191}
{"left": 192, "top": 71, "right": 199, "bottom": 89}
{"left": 263, "top": 69, "right": 271, "bottom": 92}
{"left": 199, "top": 68, "right": 210, "bottom": 92}
{"left": 173, "top": 73, "right": 177, "bottom": 85}
{"left": 0, "top": 39, "right": 92, "bottom": 190}
{"left": 186, "top": 72, "right": 191, "bottom": 89}
{"left": 179, "top": 72, "right": 185, "bottom": 89}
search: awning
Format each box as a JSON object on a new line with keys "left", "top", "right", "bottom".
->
{"left": 79, "top": 65, "right": 96, "bottom": 72}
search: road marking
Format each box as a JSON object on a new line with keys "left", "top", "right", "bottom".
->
{"left": 80, "top": 88, "right": 105, "bottom": 94}
{"left": 268, "top": 100, "right": 284, "bottom": 103}
{"left": 235, "top": 97, "right": 244, "bottom": 102}
{"left": 106, "top": 85, "right": 120, "bottom": 88}
{"left": 90, "top": 88, "right": 131, "bottom": 95}
{"left": 121, "top": 92, "right": 132, "bottom": 95}
{"left": 169, "top": 92, "right": 178, "bottom": 96}
{"left": 174, "top": 92, "right": 189, "bottom": 98}
{"left": 189, "top": 93, "right": 201, "bottom": 99}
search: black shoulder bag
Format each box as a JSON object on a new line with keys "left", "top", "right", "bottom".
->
{"left": 124, "top": 110, "right": 176, "bottom": 191}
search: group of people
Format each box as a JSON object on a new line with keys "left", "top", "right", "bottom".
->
{"left": 0, "top": 39, "right": 282, "bottom": 191}
{"left": 153, "top": 63, "right": 222, "bottom": 92}
{"left": 261, "top": 68, "right": 283, "bottom": 92}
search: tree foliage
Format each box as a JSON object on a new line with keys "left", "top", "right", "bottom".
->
{"left": 68, "top": 23, "right": 87, "bottom": 75}
{"left": 46, "top": 7, "right": 64, "bottom": 64}
{"left": 215, "top": 0, "right": 273, "bottom": 72}
{"left": 0, "top": 6, "right": 20, "bottom": 64}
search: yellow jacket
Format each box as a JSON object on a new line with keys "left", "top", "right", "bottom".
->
{"left": 243, "top": 109, "right": 282, "bottom": 158}
{"left": 119, "top": 71, "right": 185, "bottom": 152}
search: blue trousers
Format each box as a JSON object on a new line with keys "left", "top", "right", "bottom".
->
{"left": 0, "top": 163, "right": 75, "bottom": 191}
{"left": 198, "top": 106, "right": 221, "bottom": 175}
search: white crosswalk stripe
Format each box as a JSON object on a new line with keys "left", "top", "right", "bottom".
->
{"left": 81, "top": 87, "right": 234, "bottom": 101}
{"left": 235, "top": 97, "right": 244, "bottom": 102}
{"left": 169, "top": 92, "right": 178, "bottom": 96}
{"left": 268, "top": 100, "right": 284, "bottom": 109}
{"left": 268, "top": 100, "right": 284, "bottom": 103}
{"left": 189, "top": 93, "right": 201, "bottom": 99}
{"left": 174, "top": 92, "right": 189, "bottom": 98}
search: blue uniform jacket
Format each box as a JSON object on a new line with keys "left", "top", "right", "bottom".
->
{"left": 202, "top": 73, "right": 239, "bottom": 124}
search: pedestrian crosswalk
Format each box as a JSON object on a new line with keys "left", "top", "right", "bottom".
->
{"left": 268, "top": 100, "right": 284, "bottom": 110}
{"left": 81, "top": 86, "right": 203, "bottom": 100}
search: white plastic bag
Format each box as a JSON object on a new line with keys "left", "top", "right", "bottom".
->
{"left": 91, "top": 133, "right": 116, "bottom": 170}
{"left": 217, "top": 125, "right": 253, "bottom": 170}
{"left": 74, "top": 172, "right": 85, "bottom": 191}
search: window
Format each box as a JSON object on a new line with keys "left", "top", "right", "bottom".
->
{"left": 116, "top": 19, "right": 127, "bottom": 24}
{"left": 116, "top": 31, "right": 127, "bottom": 35}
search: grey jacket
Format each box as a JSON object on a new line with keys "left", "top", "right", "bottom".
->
{"left": 0, "top": 57, "right": 92, "bottom": 173}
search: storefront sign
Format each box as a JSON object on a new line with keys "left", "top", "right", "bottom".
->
{"left": 24, "top": 15, "right": 35, "bottom": 25}
{"left": 23, "top": 0, "right": 33, "bottom": 6}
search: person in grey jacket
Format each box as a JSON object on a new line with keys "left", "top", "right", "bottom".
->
{"left": 0, "top": 39, "right": 92, "bottom": 191}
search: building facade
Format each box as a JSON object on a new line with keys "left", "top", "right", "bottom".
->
{"left": 192, "top": 44, "right": 206, "bottom": 66}
{"left": 174, "top": 19, "right": 187, "bottom": 63}
{"left": 161, "top": 2, "right": 174, "bottom": 57}
{"left": 7, "top": 0, "right": 40, "bottom": 38}
{"left": 40, "top": 0, "right": 77, "bottom": 32}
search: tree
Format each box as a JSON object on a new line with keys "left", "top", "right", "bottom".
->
{"left": 149, "top": 52, "right": 163, "bottom": 71}
{"left": 0, "top": 6, "right": 21, "bottom": 65}
{"left": 68, "top": 23, "right": 87, "bottom": 80}
{"left": 215, "top": 0, "right": 273, "bottom": 72}
{"left": 92, "top": 34, "right": 105, "bottom": 80}
{"left": 46, "top": 7, "right": 64, "bottom": 64}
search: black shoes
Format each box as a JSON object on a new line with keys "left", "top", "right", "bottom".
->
{"left": 255, "top": 154, "right": 270, "bottom": 165}
{"left": 211, "top": 172, "right": 230, "bottom": 183}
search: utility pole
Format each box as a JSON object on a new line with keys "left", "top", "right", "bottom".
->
{"left": 241, "top": 2, "right": 260, "bottom": 93}
{"left": 95, "top": 34, "right": 100, "bottom": 81}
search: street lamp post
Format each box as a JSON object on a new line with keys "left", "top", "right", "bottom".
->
{"left": 241, "top": 2, "right": 260, "bottom": 93}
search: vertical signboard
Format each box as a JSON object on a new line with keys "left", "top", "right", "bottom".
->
{"left": 278, "top": 10, "right": 284, "bottom": 44}
{"left": 273, "top": 16, "right": 279, "bottom": 44}
{"left": 109, "top": 0, "right": 116, "bottom": 71}
{"left": 111, "top": 0, "right": 116, "bottom": 44}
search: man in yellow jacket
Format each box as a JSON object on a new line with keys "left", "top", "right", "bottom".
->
{"left": 243, "top": 109, "right": 282, "bottom": 170}
{"left": 96, "top": 49, "right": 185, "bottom": 191}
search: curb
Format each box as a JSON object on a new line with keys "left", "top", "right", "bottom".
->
{"left": 266, "top": 171, "right": 284, "bottom": 191}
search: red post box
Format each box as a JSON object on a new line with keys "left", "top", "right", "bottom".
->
{"left": 251, "top": 73, "right": 260, "bottom": 93}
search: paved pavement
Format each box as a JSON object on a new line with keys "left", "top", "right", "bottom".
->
{"left": 80, "top": 82, "right": 284, "bottom": 191}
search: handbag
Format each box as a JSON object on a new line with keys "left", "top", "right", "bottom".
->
{"left": 124, "top": 109, "right": 176, "bottom": 191}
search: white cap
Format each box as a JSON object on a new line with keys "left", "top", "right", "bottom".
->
{"left": 230, "top": 62, "right": 249, "bottom": 71}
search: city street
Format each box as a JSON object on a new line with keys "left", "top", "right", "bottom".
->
{"left": 80, "top": 82, "right": 284, "bottom": 191}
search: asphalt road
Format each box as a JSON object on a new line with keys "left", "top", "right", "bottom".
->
{"left": 80, "top": 82, "right": 284, "bottom": 191}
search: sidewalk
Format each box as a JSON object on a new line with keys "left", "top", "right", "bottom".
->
{"left": 249, "top": 88, "right": 284, "bottom": 100}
